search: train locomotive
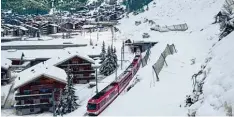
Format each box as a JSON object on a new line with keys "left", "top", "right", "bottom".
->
{"left": 87, "top": 50, "right": 142, "bottom": 116}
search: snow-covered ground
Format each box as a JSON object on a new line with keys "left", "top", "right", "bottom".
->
{"left": 1, "top": 84, "right": 12, "bottom": 107}
{"left": 2, "top": 0, "right": 234, "bottom": 116}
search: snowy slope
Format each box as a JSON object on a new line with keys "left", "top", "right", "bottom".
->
{"left": 194, "top": 32, "right": 234, "bottom": 116}
{"left": 100, "top": 0, "right": 234, "bottom": 116}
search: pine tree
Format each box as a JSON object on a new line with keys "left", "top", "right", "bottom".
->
{"left": 66, "top": 71, "right": 79, "bottom": 113}
{"left": 113, "top": 46, "right": 116, "bottom": 53}
{"left": 100, "top": 41, "right": 106, "bottom": 63}
{"left": 55, "top": 67, "right": 79, "bottom": 115}
{"left": 56, "top": 84, "right": 68, "bottom": 115}
{"left": 55, "top": 89, "right": 67, "bottom": 116}
{"left": 99, "top": 46, "right": 118, "bottom": 76}
{"left": 111, "top": 46, "right": 118, "bottom": 68}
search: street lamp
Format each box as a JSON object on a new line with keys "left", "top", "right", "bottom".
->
{"left": 92, "top": 64, "right": 100, "bottom": 94}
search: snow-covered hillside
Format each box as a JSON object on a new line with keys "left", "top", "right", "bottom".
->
{"left": 100, "top": 0, "right": 234, "bottom": 116}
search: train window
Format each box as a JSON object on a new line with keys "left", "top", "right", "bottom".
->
{"left": 87, "top": 103, "right": 97, "bottom": 110}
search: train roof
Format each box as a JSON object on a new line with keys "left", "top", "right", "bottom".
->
{"left": 115, "top": 70, "right": 131, "bottom": 83}
{"left": 91, "top": 83, "right": 116, "bottom": 99}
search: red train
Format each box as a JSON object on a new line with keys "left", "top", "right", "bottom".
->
{"left": 87, "top": 51, "right": 142, "bottom": 115}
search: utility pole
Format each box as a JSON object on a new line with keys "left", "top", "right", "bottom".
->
{"left": 115, "top": 67, "right": 118, "bottom": 80}
{"left": 97, "top": 25, "right": 99, "bottom": 42}
{"left": 90, "top": 29, "right": 91, "bottom": 41}
{"left": 95, "top": 68, "right": 98, "bottom": 93}
{"left": 123, "top": 41, "right": 125, "bottom": 63}
{"left": 111, "top": 26, "right": 114, "bottom": 46}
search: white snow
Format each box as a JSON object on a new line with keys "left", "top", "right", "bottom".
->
{"left": 1, "top": 57, "right": 12, "bottom": 70}
{"left": 1, "top": 38, "right": 87, "bottom": 46}
{"left": 194, "top": 32, "right": 234, "bottom": 116}
{"left": 1, "top": 84, "right": 12, "bottom": 107}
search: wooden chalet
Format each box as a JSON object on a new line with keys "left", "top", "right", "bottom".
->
{"left": 23, "top": 24, "right": 40, "bottom": 38}
{"left": 13, "top": 26, "right": 29, "bottom": 36}
{"left": 14, "top": 64, "right": 67, "bottom": 115}
{"left": 2, "top": 24, "right": 14, "bottom": 36}
{"left": 1, "top": 58, "right": 12, "bottom": 85}
{"left": 61, "top": 22, "right": 74, "bottom": 30}
{"left": 40, "top": 22, "right": 60, "bottom": 35}
{"left": 46, "top": 51, "right": 95, "bottom": 84}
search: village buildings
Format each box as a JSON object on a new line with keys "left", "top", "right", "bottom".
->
{"left": 12, "top": 51, "right": 95, "bottom": 115}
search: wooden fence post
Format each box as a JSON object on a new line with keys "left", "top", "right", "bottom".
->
{"left": 161, "top": 53, "right": 168, "bottom": 66}
{"left": 167, "top": 44, "right": 173, "bottom": 55}
{"left": 173, "top": 44, "right": 177, "bottom": 53}
{"left": 152, "top": 66, "right": 159, "bottom": 81}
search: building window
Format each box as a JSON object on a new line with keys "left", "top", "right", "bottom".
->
{"left": 30, "top": 108, "right": 34, "bottom": 112}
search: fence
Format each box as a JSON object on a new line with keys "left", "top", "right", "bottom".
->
{"left": 141, "top": 44, "right": 152, "bottom": 67}
{"left": 151, "top": 23, "right": 188, "bottom": 32}
{"left": 152, "top": 44, "right": 177, "bottom": 81}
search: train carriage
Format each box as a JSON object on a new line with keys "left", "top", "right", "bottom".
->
{"left": 87, "top": 50, "right": 142, "bottom": 116}
{"left": 87, "top": 82, "right": 119, "bottom": 115}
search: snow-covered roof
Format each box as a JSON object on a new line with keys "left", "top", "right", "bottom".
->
{"left": 1, "top": 57, "right": 12, "bottom": 70}
{"left": 1, "top": 38, "right": 86, "bottom": 46}
{"left": 4, "top": 24, "right": 13, "bottom": 28}
{"left": 24, "top": 24, "right": 38, "bottom": 30}
{"left": 17, "top": 26, "right": 28, "bottom": 31}
{"left": 1, "top": 47, "right": 97, "bottom": 61}
{"left": 14, "top": 63, "right": 67, "bottom": 90}
{"left": 45, "top": 50, "right": 95, "bottom": 66}
{"left": 82, "top": 25, "right": 97, "bottom": 29}
{"left": 49, "top": 24, "right": 59, "bottom": 27}
{"left": 1, "top": 28, "right": 4, "bottom": 32}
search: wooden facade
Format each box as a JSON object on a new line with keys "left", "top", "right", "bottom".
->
{"left": 14, "top": 76, "right": 66, "bottom": 115}
{"left": 1, "top": 67, "right": 11, "bottom": 85}
{"left": 56, "top": 56, "right": 95, "bottom": 84}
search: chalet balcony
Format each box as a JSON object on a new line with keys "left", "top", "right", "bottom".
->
{"left": 71, "top": 70, "right": 95, "bottom": 74}
{"left": 15, "top": 93, "right": 52, "bottom": 100}
{"left": 73, "top": 76, "right": 95, "bottom": 80}
{"left": 14, "top": 102, "right": 52, "bottom": 109}
{"left": 59, "top": 63, "right": 91, "bottom": 66}
{"left": 30, "top": 84, "right": 54, "bottom": 90}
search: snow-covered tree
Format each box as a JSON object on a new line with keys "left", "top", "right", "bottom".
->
{"left": 56, "top": 86, "right": 68, "bottom": 115}
{"left": 66, "top": 72, "right": 79, "bottom": 113}
{"left": 99, "top": 46, "right": 118, "bottom": 76}
{"left": 100, "top": 41, "right": 106, "bottom": 63}
{"left": 113, "top": 46, "right": 116, "bottom": 53}
{"left": 56, "top": 67, "right": 79, "bottom": 115}
{"left": 110, "top": 46, "right": 118, "bottom": 68}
